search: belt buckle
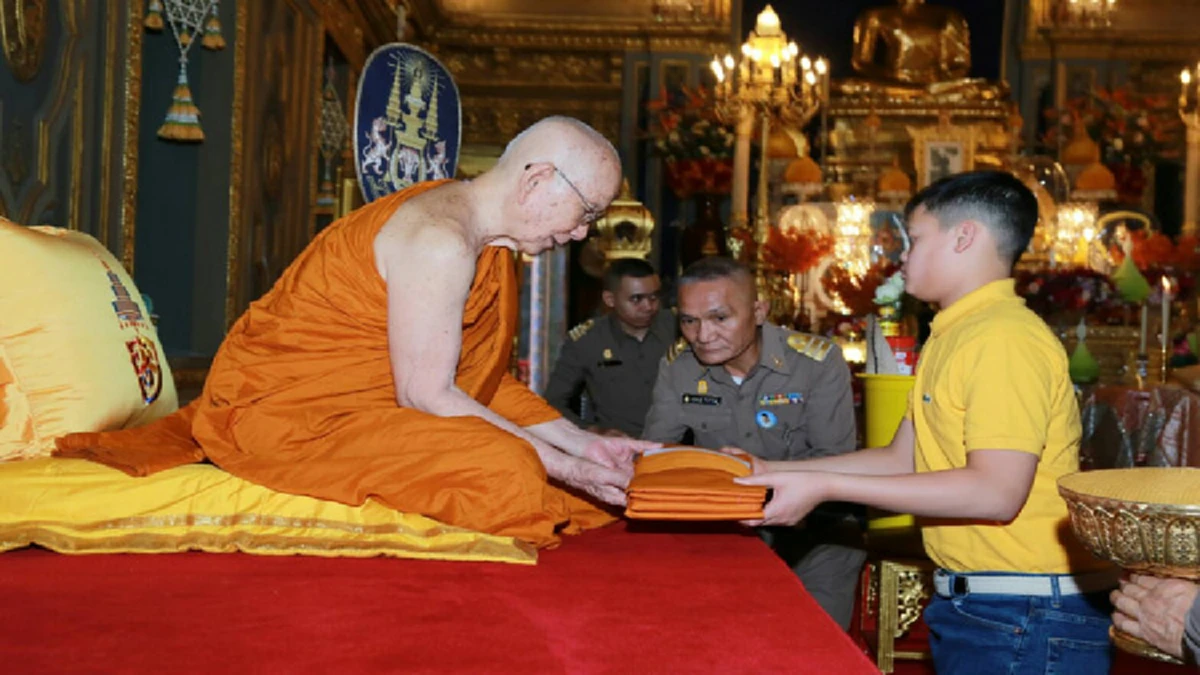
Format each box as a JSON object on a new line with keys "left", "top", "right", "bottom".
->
{"left": 952, "top": 575, "right": 969, "bottom": 595}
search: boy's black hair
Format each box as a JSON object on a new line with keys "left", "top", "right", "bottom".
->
{"left": 904, "top": 170, "right": 1039, "bottom": 266}
{"left": 603, "top": 257, "right": 657, "bottom": 292}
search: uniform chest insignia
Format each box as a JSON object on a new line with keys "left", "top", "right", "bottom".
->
{"left": 568, "top": 319, "right": 595, "bottom": 342}
{"left": 758, "top": 392, "right": 803, "bottom": 406}
{"left": 787, "top": 333, "right": 834, "bottom": 362}
{"left": 682, "top": 393, "right": 722, "bottom": 406}
{"left": 697, "top": 379, "right": 708, "bottom": 395}
{"left": 597, "top": 347, "right": 623, "bottom": 367}
{"left": 755, "top": 410, "right": 778, "bottom": 429}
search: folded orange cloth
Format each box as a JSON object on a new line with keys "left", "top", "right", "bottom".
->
{"left": 625, "top": 447, "right": 767, "bottom": 521}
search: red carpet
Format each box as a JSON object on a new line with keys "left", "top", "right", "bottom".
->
{"left": 0, "top": 521, "right": 877, "bottom": 674}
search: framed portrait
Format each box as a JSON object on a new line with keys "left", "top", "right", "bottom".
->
{"left": 907, "top": 121, "right": 978, "bottom": 188}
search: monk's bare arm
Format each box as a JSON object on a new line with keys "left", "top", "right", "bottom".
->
{"left": 375, "top": 221, "right": 629, "bottom": 504}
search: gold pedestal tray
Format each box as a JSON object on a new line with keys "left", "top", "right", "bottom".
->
{"left": 1059, "top": 468, "right": 1200, "bottom": 664}
{"left": 1109, "top": 626, "right": 1185, "bottom": 665}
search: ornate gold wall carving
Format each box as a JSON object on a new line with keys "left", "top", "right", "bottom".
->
{"left": 439, "top": 46, "right": 622, "bottom": 88}
{"left": 226, "top": 0, "right": 324, "bottom": 327}
{"left": 120, "top": 0, "right": 143, "bottom": 273}
{"left": 461, "top": 95, "right": 621, "bottom": 147}
{"left": 1023, "top": 0, "right": 1200, "bottom": 61}
{"left": 1, "top": 0, "right": 46, "bottom": 82}
{"left": 225, "top": 0, "right": 247, "bottom": 331}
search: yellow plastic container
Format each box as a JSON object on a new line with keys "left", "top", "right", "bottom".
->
{"left": 858, "top": 373, "right": 916, "bottom": 448}
{"left": 858, "top": 373, "right": 917, "bottom": 530}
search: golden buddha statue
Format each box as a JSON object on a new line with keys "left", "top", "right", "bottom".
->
{"left": 837, "top": 0, "right": 1006, "bottom": 103}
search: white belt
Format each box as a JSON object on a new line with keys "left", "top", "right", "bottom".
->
{"left": 933, "top": 569, "right": 1119, "bottom": 598}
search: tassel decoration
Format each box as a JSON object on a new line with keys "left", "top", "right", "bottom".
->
{"left": 157, "top": 62, "right": 205, "bottom": 142}
{"left": 202, "top": 6, "right": 225, "bottom": 50}
{"left": 145, "top": 0, "right": 165, "bottom": 31}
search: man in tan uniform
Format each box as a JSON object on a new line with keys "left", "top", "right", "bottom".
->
{"left": 642, "top": 256, "right": 865, "bottom": 629}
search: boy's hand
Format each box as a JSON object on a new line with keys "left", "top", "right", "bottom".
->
{"left": 735, "top": 471, "right": 829, "bottom": 526}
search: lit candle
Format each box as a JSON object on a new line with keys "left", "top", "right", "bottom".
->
{"left": 1162, "top": 277, "right": 1173, "bottom": 351}
{"left": 1139, "top": 302, "right": 1148, "bottom": 353}
{"left": 1181, "top": 68, "right": 1191, "bottom": 110}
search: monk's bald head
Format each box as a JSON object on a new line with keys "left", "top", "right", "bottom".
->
{"left": 498, "top": 116, "right": 622, "bottom": 202}
{"left": 678, "top": 257, "right": 757, "bottom": 304}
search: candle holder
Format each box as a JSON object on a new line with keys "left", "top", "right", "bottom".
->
{"left": 1135, "top": 352, "right": 1150, "bottom": 390}
{"left": 1159, "top": 344, "right": 1170, "bottom": 384}
{"left": 709, "top": 4, "right": 828, "bottom": 271}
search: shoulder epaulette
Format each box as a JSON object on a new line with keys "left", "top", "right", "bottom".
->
{"left": 666, "top": 337, "right": 691, "bottom": 363}
{"left": 568, "top": 319, "right": 595, "bottom": 342}
{"left": 787, "top": 332, "right": 834, "bottom": 362}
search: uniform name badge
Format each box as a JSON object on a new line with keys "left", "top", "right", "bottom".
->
{"left": 682, "top": 393, "right": 722, "bottom": 406}
{"left": 756, "top": 410, "right": 778, "bottom": 429}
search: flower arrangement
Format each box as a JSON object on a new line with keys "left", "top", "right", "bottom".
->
{"left": 1109, "top": 230, "right": 1200, "bottom": 272}
{"left": 1042, "top": 87, "right": 1182, "bottom": 166}
{"left": 824, "top": 260, "right": 901, "bottom": 319}
{"left": 647, "top": 86, "right": 735, "bottom": 198}
{"left": 762, "top": 226, "right": 834, "bottom": 275}
{"left": 1014, "top": 268, "right": 1125, "bottom": 322}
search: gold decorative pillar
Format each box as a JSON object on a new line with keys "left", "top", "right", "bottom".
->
{"left": 1180, "top": 67, "right": 1200, "bottom": 237}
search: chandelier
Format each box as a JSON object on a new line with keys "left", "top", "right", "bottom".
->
{"left": 706, "top": 5, "right": 828, "bottom": 260}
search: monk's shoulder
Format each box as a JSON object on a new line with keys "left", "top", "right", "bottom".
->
{"left": 376, "top": 206, "right": 472, "bottom": 267}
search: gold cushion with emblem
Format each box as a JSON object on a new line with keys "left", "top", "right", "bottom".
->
{"left": 0, "top": 221, "right": 178, "bottom": 462}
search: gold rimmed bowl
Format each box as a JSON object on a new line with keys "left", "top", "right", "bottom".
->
{"left": 1058, "top": 467, "right": 1200, "bottom": 664}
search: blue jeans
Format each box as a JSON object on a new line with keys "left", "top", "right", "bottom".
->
{"left": 924, "top": 573, "right": 1113, "bottom": 675}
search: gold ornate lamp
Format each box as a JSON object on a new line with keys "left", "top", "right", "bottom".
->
{"left": 1052, "top": 202, "right": 1099, "bottom": 267}
{"left": 593, "top": 180, "right": 655, "bottom": 261}
{"left": 709, "top": 5, "right": 828, "bottom": 260}
{"left": 835, "top": 197, "right": 875, "bottom": 279}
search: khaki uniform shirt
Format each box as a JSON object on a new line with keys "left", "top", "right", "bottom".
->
{"left": 544, "top": 310, "right": 676, "bottom": 437}
{"left": 642, "top": 323, "right": 856, "bottom": 461}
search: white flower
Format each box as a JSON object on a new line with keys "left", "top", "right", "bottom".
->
{"left": 874, "top": 272, "right": 906, "bottom": 306}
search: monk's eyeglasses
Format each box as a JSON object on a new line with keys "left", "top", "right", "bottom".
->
{"left": 527, "top": 163, "right": 603, "bottom": 225}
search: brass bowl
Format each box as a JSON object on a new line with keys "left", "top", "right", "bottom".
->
{"left": 1058, "top": 468, "right": 1200, "bottom": 580}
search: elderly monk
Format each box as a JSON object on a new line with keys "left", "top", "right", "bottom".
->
{"left": 57, "top": 116, "right": 659, "bottom": 548}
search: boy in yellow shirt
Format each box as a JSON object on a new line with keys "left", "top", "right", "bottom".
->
{"left": 738, "top": 171, "right": 1115, "bottom": 673}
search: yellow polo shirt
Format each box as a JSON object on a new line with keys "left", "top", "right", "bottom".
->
{"left": 909, "top": 279, "right": 1101, "bottom": 573}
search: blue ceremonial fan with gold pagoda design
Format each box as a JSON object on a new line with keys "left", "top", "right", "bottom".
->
{"left": 353, "top": 44, "right": 462, "bottom": 203}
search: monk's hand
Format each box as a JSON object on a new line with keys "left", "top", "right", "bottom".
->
{"left": 564, "top": 457, "right": 632, "bottom": 507}
{"left": 733, "top": 471, "right": 828, "bottom": 528}
{"left": 1111, "top": 575, "right": 1198, "bottom": 659}
{"left": 582, "top": 437, "right": 660, "bottom": 474}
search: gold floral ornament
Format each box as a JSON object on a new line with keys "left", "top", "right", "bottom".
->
{"left": 146, "top": 0, "right": 225, "bottom": 143}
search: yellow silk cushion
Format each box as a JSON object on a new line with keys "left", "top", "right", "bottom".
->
{"left": 0, "top": 220, "right": 177, "bottom": 461}
{"left": 0, "top": 458, "right": 536, "bottom": 563}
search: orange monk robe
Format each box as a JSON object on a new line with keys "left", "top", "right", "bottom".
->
{"left": 57, "top": 181, "right": 615, "bottom": 548}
